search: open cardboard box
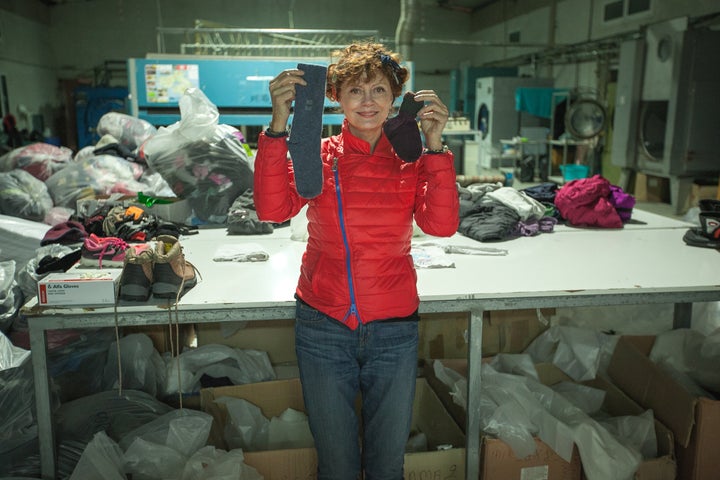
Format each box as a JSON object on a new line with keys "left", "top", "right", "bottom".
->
{"left": 536, "top": 362, "right": 676, "bottom": 480}
{"left": 608, "top": 336, "right": 720, "bottom": 480}
{"left": 200, "top": 377, "right": 465, "bottom": 479}
{"left": 425, "top": 357, "right": 676, "bottom": 480}
{"left": 423, "top": 358, "right": 582, "bottom": 480}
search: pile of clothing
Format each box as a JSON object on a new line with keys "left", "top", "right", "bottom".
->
{"left": 457, "top": 175, "right": 636, "bottom": 243}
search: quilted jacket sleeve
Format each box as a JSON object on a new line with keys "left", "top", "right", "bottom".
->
{"left": 413, "top": 151, "right": 460, "bottom": 237}
{"left": 253, "top": 132, "right": 307, "bottom": 223}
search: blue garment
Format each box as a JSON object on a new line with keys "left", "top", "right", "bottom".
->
{"left": 515, "top": 87, "right": 569, "bottom": 118}
{"left": 294, "top": 299, "right": 419, "bottom": 480}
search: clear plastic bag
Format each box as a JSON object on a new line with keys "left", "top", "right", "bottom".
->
{"left": 68, "top": 431, "right": 126, "bottom": 480}
{"left": 96, "top": 112, "right": 157, "bottom": 152}
{"left": 214, "top": 396, "right": 269, "bottom": 451}
{"left": 139, "top": 88, "right": 253, "bottom": 222}
{"left": 524, "top": 325, "right": 618, "bottom": 381}
{"left": 103, "top": 333, "right": 166, "bottom": 398}
{"left": 0, "top": 142, "right": 73, "bottom": 181}
{"left": 0, "top": 169, "right": 54, "bottom": 221}
{"left": 162, "top": 344, "right": 275, "bottom": 396}
{"left": 0, "top": 335, "right": 37, "bottom": 462}
{"left": 45, "top": 154, "right": 147, "bottom": 209}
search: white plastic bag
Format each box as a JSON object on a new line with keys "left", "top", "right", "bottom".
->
{"left": 215, "top": 396, "right": 270, "bottom": 451}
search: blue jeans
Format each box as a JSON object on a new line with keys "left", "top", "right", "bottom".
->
{"left": 294, "top": 300, "right": 419, "bottom": 480}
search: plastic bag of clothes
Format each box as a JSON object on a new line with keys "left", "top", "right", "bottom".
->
{"left": 0, "top": 332, "right": 37, "bottom": 476}
{"left": 0, "top": 169, "right": 54, "bottom": 221}
{"left": 44, "top": 154, "right": 149, "bottom": 209}
{"left": 96, "top": 112, "right": 157, "bottom": 152}
{"left": 139, "top": 88, "right": 254, "bottom": 223}
{"left": 0, "top": 142, "right": 73, "bottom": 181}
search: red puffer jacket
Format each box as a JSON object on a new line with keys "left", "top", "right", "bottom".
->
{"left": 254, "top": 120, "right": 459, "bottom": 329}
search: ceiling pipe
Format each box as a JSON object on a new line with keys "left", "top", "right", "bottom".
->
{"left": 395, "top": 0, "right": 420, "bottom": 61}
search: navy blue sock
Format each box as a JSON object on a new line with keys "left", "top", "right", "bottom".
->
{"left": 288, "top": 63, "right": 327, "bottom": 199}
{"left": 383, "top": 91, "right": 423, "bottom": 163}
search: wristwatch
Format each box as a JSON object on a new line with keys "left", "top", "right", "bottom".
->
{"left": 424, "top": 145, "right": 449, "bottom": 154}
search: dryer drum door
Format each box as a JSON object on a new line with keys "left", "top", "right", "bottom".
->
{"left": 477, "top": 103, "right": 489, "bottom": 140}
{"left": 565, "top": 98, "right": 606, "bottom": 139}
{"left": 638, "top": 100, "right": 668, "bottom": 162}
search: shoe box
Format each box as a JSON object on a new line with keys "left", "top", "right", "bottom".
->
{"left": 423, "top": 357, "right": 676, "bottom": 480}
{"left": 76, "top": 195, "right": 192, "bottom": 225}
{"left": 37, "top": 265, "right": 122, "bottom": 307}
{"left": 200, "top": 377, "right": 465, "bottom": 480}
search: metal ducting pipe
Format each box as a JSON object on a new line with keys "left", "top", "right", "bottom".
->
{"left": 395, "top": 0, "right": 419, "bottom": 61}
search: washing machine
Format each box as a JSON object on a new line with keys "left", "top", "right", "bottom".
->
{"left": 475, "top": 76, "right": 553, "bottom": 170}
{"left": 611, "top": 18, "right": 720, "bottom": 212}
{"left": 616, "top": 20, "right": 720, "bottom": 178}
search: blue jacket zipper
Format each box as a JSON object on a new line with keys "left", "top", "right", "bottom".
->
{"left": 332, "top": 157, "right": 360, "bottom": 324}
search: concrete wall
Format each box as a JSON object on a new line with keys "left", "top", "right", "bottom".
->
{"left": 1, "top": 0, "right": 718, "bottom": 149}
{"left": 0, "top": 4, "right": 58, "bottom": 135}
{"left": 0, "top": 0, "right": 476, "bottom": 146}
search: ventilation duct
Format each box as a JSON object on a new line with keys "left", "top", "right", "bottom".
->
{"left": 395, "top": 0, "right": 419, "bottom": 61}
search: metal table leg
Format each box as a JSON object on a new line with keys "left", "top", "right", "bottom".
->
{"left": 465, "top": 308, "right": 484, "bottom": 480}
{"left": 29, "top": 324, "right": 55, "bottom": 480}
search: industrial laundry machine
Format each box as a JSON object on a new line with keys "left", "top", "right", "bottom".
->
{"left": 611, "top": 17, "right": 720, "bottom": 213}
{"left": 474, "top": 76, "right": 553, "bottom": 170}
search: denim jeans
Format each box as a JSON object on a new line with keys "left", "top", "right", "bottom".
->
{"left": 294, "top": 299, "right": 419, "bottom": 480}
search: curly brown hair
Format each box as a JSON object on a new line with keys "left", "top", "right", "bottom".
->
{"left": 326, "top": 41, "right": 409, "bottom": 101}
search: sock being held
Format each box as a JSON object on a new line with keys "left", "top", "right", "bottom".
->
{"left": 288, "top": 63, "right": 327, "bottom": 199}
{"left": 383, "top": 91, "right": 423, "bottom": 163}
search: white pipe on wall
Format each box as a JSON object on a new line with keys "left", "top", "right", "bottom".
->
{"left": 395, "top": 0, "right": 419, "bottom": 61}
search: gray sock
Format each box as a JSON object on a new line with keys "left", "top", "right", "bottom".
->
{"left": 288, "top": 63, "right": 327, "bottom": 199}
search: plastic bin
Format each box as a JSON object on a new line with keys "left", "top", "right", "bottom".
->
{"left": 560, "top": 164, "right": 589, "bottom": 181}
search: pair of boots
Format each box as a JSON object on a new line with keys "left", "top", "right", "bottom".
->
{"left": 683, "top": 199, "right": 720, "bottom": 249}
{"left": 120, "top": 235, "right": 198, "bottom": 301}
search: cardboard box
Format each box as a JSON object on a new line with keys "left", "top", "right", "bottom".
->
{"left": 418, "top": 309, "right": 553, "bottom": 359}
{"left": 634, "top": 173, "right": 670, "bottom": 203}
{"left": 608, "top": 336, "right": 720, "bottom": 480}
{"left": 195, "top": 320, "right": 297, "bottom": 365}
{"left": 144, "top": 198, "right": 192, "bottom": 224}
{"left": 425, "top": 357, "right": 676, "bottom": 480}
{"left": 200, "top": 377, "right": 466, "bottom": 479}
{"left": 537, "top": 362, "right": 676, "bottom": 480}
{"left": 37, "top": 267, "right": 122, "bottom": 306}
{"left": 122, "top": 324, "right": 195, "bottom": 354}
{"left": 75, "top": 195, "right": 192, "bottom": 225}
{"left": 423, "top": 359, "right": 582, "bottom": 480}
{"left": 685, "top": 181, "right": 719, "bottom": 212}
{"left": 196, "top": 309, "right": 553, "bottom": 375}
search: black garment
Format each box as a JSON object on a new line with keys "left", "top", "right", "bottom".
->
{"left": 458, "top": 199, "right": 520, "bottom": 242}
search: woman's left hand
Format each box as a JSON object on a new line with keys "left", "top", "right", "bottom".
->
{"left": 414, "top": 90, "right": 449, "bottom": 151}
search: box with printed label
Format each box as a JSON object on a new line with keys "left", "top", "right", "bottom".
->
{"left": 37, "top": 268, "right": 122, "bottom": 306}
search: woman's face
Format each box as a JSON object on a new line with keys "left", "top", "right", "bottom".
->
{"left": 337, "top": 72, "right": 394, "bottom": 139}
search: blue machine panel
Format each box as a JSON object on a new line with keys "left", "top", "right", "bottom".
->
{"left": 128, "top": 57, "right": 344, "bottom": 127}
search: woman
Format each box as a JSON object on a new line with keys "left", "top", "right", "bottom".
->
{"left": 253, "top": 41, "right": 459, "bottom": 479}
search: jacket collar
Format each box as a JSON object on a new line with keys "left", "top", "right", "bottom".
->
{"left": 340, "top": 119, "right": 394, "bottom": 158}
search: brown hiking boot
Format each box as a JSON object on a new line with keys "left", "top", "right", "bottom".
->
{"left": 119, "top": 243, "right": 155, "bottom": 301}
{"left": 152, "top": 235, "right": 198, "bottom": 299}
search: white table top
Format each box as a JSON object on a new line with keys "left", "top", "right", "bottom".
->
{"left": 19, "top": 210, "right": 717, "bottom": 320}
{"left": 133, "top": 225, "right": 720, "bottom": 310}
